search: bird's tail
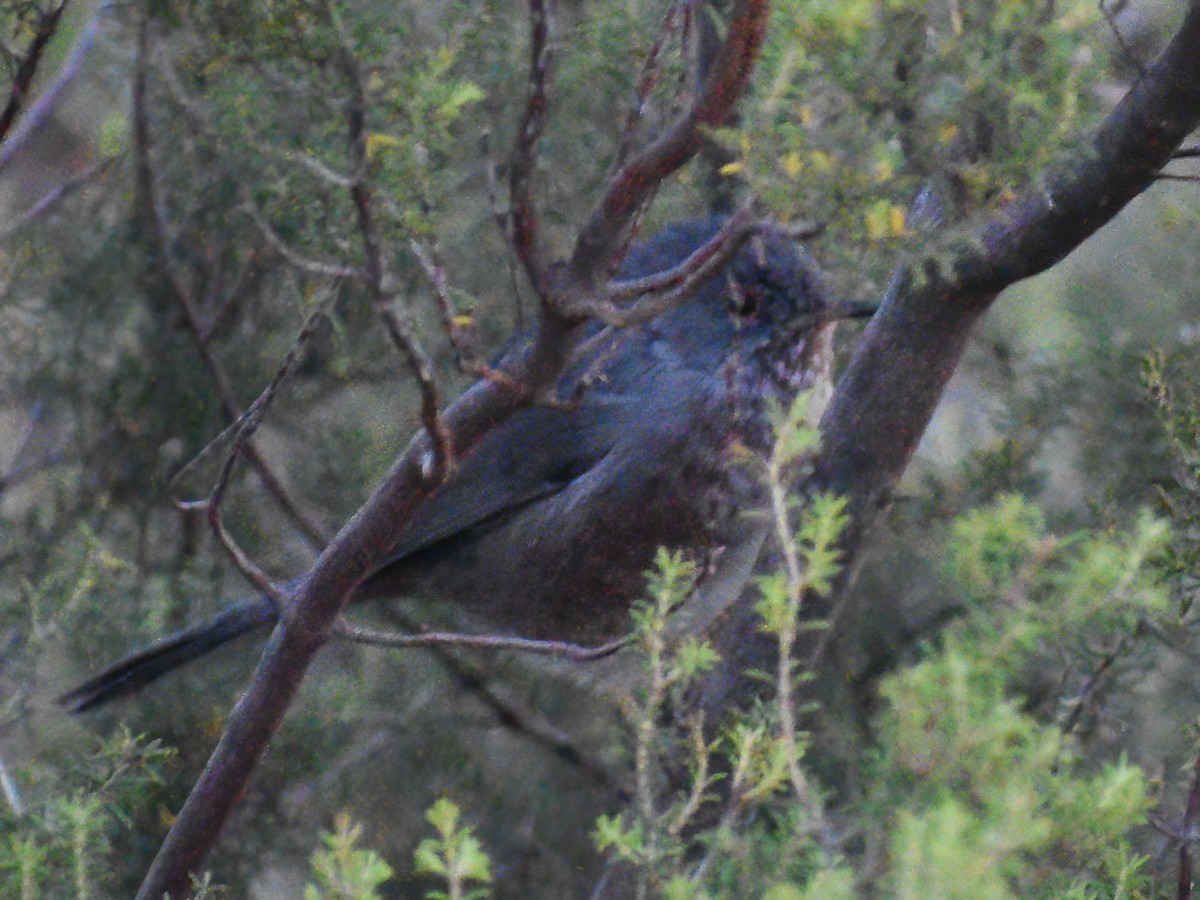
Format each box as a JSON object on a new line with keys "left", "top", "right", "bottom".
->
{"left": 58, "top": 596, "right": 278, "bottom": 713}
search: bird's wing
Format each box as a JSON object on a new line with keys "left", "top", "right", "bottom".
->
{"left": 370, "top": 394, "right": 623, "bottom": 571}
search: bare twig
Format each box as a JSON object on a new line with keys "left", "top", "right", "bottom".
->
{"left": 243, "top": 202, "right": 362, "bottom": 280}
{"left": 0, "top": 156, "right": 117, "bottom": 243}
{"left": 199, "top": 248, "right": 262, "bottom": 345}
{"left": 509, "top": 0, "right": 555, "bottom": 301}
{"left": 169, "top": 300, "right": 331, "bottom": 496}
{"left": 131, "top": 6, "right": 326, "bottom": 547}
{"left": 569, "top": 0, "right": 769, "bottom": 288}
{"left": 0, "top": 1, "right": 70, "bottom": 146}
{"left": 409, "top": 238, "right": 518, "bottom": 389}
{"left": 379, "top": 612, "right": 623, "bottom": 791}
{"left": 333, "top": 619, "right": 628, "bottom": 660}
{"left": 1100, "top": 0, "right": 1146, "bottom": 78}
{"left": 1057, "top": 637, "right": 1127, "bottom": 739}
{"left": 332, "top": 13, "right": 454, "bottom": 482}
{"left": 610, "top": 0, "right": 688, "bottom": 174}
{"left": 590, "top": 208, "right": 764, "bottom": 327}
{"left": 481, "top": 128, "right": 527, "bottom": 330}
{"left": 177, "top": 303, "right": 334, "bottom": 608}
{"left": 0, "top": 402, "right": 44, "bottom": 498}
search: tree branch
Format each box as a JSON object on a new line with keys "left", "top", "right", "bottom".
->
{"left": 568, "top": 0, "right": 768, "bottom": 288}
{"left": 702, "top": 0, "right": 1200, "bottom": 722}
{"left": 815, "top": 0, "right": 1200, "bottom": 557}
{"left": 0, "top": 1, "right": 70, "bottom": 146}
{"left": 136, "top": 1, "right": 774, "bottom": 892}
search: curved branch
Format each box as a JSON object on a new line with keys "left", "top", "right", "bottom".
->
{"left": 816, "top": 0, "right": 1200, "bottom": 550}
{"left": 568, "top": 0, "right": 769, "bottom": 286}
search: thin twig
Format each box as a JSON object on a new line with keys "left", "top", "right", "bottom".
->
{"left": 1057, "top": 636, "right": 1127, "bottom": 739}
{"left": 332, "top": 619, "right": 628, "bottom": 660}
{"left": 575, "top": 203, "right": 758, "bottom": 324}
{"left": 0, "top": 156, "right": 117, "bottom": 243}
{"left": 331, "top": 13, "right": 454, "bottom": 482}
{"left": 1100, "top": 0, "right": 1146, "bottom": 78}
{"left": 509, "top": 0, "right": 555, "bottom": 301}
{"left": 243, "top": 202, "right": 362, "bottom": 280}
{"left": 0, "top": 0, "right": 70, "bottom": 146}
{"left": 0, "top": 401, "right": 44, "bottom": 497}
{"left": 178, "top": 305, "right": 335, "bottom": 607}
{"left": 610, "top": 0, "right": 688, "bottom": 174}
{"left": 132, "top": 8, "right": 326, "bottom": 546}
{"left": 169, "top": 300, "right": 332, "bottom": 495}
{"left": 569, "top": 0, "right": 770, "bottom": 286}
{"left": 481, "top": 128, "right": 527, "bottom": 330}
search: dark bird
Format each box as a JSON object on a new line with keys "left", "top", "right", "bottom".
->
{"left": 59, "top": 218, "right": 867, "bottom": 713}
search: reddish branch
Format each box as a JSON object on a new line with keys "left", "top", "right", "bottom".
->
{"left": 567, "top": 0, "right": 768, "bottom": 291}
{"left": 609, "top": 0, "right": 688, "bottom": 173}
{"left": 332, "top": 19, "right": 454, "bottom": 480}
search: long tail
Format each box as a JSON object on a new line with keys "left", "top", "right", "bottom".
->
{"left": 58, "top": 596, "right": 278, "bottom": 713}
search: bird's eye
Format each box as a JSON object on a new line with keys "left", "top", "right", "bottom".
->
{"left": 728, "top": 278, "right": 763, "bottom": 320}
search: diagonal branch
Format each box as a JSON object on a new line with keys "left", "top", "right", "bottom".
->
{"left": 0, "top": 1, "right": 70, "bottom": 145}
{"left": 567, "top": 0, "right": 769, "bottom": 289}
{"left": 815, "top": 0, "right": 1200, "bottom": 552}
{"left": 0, "top": 3, "right": 100, "bottom": 175}
{"left": 703, "top": 0, "right": 1200, "bottom": 722}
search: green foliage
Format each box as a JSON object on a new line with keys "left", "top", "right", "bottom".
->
{"left": 1143, "top": 348, "right": 1200, "bottom": 619}
{"left": 595, "top": 395, "right": 853, "bottom": 898}
{"left": 2, "top": 0, "right": 1196, "bottom": 896}
{"left": 599, "top": 446, "right": 1170, "bottom": 896}
{"left": 870, "top": 495, "right": 1166, "bottom": 898}
{"left": 0, "top": 730, "right": 174, "bottom": 900}
{"left": 412, "top": 798, "right": 492, "bottom": 900}
{"left": 729, "top": 0, "right": 1109, "bottom": 294}
{"left": 306, "top": 811, "right": 395, "bottom": 900}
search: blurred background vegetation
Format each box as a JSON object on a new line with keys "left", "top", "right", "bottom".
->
{"left": 2, "top": 0, "right": 1200, "bottom": 896}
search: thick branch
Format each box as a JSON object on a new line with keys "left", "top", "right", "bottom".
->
{"left": 815, "top": 0, "right": 1200, "bottom": 554}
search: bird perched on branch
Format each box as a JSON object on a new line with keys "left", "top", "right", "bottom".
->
{"left": 60, "top": 218, "right": 869, "bottom": 713}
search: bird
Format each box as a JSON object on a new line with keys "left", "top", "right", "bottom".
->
{"left": 59, "top": 217, "right": 864, "bottom": 713}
